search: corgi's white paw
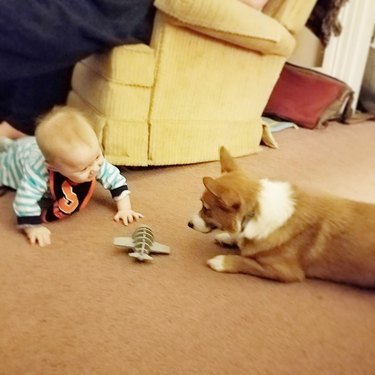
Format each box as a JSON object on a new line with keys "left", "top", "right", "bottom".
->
{"left": 207, "top": 255, "right": 226, "bottom": 272}
{"left": 214, "top": 232, "right": 236, "bottom": 247}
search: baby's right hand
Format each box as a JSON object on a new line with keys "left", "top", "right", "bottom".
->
{"left": 24, "top": 225, "right": 51, "bottom": 247}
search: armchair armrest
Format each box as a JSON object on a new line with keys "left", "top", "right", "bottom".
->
{"left": 263, "top": 0, "right": 317, "bottom": 35}
{"left": 154, "top": 0, "right": 295, "bottom": 57}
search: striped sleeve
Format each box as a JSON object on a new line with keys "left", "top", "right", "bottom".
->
{"left": 13, "top": 151, "right": 48, "bottom": 226}
{"left": 96, "top": 160, "right": 128, "bottom": 199}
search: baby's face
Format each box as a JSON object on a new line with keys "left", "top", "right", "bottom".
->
{"left": 49, "top": 144, "right": 104, "bottom": 183}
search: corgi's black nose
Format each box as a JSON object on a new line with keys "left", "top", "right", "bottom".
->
{"left": 188, "top": 221, "right": 194, "bottom": 229}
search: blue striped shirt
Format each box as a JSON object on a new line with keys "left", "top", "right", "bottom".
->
{"left": 0, "top": 137, "right": 128, "bottom": 225}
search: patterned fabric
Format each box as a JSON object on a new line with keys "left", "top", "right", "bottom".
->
{"left": 0, "top": 137, "right": 128, "bottom": 226}
{"left": 41, "top": 171, "right": 95, "bottom": 223}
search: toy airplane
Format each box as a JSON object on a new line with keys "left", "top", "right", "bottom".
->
{"left": 113, "top": 225, "right": 170, "bottom": 261}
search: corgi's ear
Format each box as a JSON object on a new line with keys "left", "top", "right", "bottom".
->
{"left": 203, "top": 176, "right": 241, "bottom": 212}
{"left": 219, "top": 189, "right": 241, "bottom": 212}
{"left": 220, "top": 146, "right": 239, "bottom": 173}
{"left": 203, "top": 177, "right": 218, "bottom": 195}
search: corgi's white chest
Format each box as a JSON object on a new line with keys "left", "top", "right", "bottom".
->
{"left": 242, "top": 179, "right": 295, "bottom": 241}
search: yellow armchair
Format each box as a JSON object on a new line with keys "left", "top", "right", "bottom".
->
{"left": 68, "top": 0, "right": 316, "bottom": 166}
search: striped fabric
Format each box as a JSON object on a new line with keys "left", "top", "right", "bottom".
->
{"left": 0, "top": 137, "right": 128, "bottom": 226}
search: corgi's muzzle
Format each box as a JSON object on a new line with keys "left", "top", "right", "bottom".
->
{"left": 188, "top": 214, "right": 217, "bottom": 233}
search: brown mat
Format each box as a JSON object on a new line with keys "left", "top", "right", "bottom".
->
{"left": 344, "top": 111, "right": 375, "bottom": 124}
{"left": 1, "top": 121, "right": 375, "bottom": 374}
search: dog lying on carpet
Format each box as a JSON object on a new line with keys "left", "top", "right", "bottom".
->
{"left": 188, "top": 147, "right": 375, "bottom": 288}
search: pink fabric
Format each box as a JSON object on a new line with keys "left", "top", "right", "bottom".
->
{"left": 264, "top": 63, "right": 353, "bottom": 129}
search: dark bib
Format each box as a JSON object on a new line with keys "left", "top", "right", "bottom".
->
{"left": 42, "top": 171, "right": 95, "bottom": 222}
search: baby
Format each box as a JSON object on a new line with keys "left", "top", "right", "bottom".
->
{"left": 0, "top": 106, "right": 143, "bottom": 247}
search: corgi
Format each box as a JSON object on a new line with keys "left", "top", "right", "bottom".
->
{"left": 188, "top": 147, "right": 375, "bottom": 288}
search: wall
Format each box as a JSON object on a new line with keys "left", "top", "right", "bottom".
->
{"left": 288, "top": 0, "right": 375, "bottom": 109}
{"left": 288, "top": 27, "right": 324, "bottom": 68}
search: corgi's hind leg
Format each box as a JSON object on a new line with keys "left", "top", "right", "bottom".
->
{"left": 207, "top": 255, "right": 305, "bottom": 282}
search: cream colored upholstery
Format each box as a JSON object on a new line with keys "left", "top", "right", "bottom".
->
{"left": 68, "top": 0, "right": 316, "bottom": 166}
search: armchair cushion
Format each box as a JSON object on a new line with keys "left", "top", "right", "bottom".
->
{"left": 68, "top": 0, "right": 317, "bottom": 166}
{"left": 80, "top": 44, "right": 155, "bottom": 86}
{"left": 263, "top": 0, "right": 317, "bottom": 35}
{"left": 154, "top": 0, "right": 295, "bottom": 56}
{"left": 72, "top": 44, "right": 154, "bottom": 118}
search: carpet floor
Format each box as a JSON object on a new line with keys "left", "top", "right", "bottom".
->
{"left": 1, "top": 121, "right": 375, "bottom": 375}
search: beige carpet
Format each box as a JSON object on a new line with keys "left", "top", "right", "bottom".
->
{"left": 1, "top": 121, "right": 375, "bottom": 375}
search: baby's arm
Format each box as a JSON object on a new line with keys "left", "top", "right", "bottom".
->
{"left": 15, "top": 161, "right": 50, "bottom": 247}
{"left": 97, "top": 160, "right": 143, "bottom": 225}
{"left": 113, "top": 193, "right": 143, "bottom": 225}
{"left": 23, "top": 226, "right": 51, "bottom": 247}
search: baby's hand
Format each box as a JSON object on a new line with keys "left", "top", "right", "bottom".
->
{"left": 114, "top": 210, "right": 144, "bottom": 226}
{"left": 24, "top": 225, "right": 51, "bottom": 247}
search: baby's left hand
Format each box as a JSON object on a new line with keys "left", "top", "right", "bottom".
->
{"left": 114, "top": 210, "right": 144, "bottom": 225}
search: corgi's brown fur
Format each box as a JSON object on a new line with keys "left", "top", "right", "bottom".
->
{"left": 188, "top": 147, "right": 375, "bottom": 288}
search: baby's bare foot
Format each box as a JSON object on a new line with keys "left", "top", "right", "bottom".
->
{"left": 0, "top": 121, "right": 27, "bottom": 139}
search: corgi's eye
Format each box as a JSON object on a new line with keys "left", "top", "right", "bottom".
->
{"left": 202, "top": 206, "right": 212, "bottom": 216}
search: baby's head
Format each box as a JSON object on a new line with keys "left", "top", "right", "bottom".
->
{"left": 35, "top": 106, "right": 104, "bottom": 183}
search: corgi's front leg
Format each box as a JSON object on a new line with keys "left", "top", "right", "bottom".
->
{"left": 207, "top": 255, "right": 305, "bottom": 282}
{"left": 214, "top": 231, "right": 237, "bottom": 248}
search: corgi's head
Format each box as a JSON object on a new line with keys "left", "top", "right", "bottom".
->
{"left": 188, "top": 147, "right": 260, "bottom": 234}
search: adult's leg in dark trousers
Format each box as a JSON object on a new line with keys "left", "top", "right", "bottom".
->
{"left": 0, "top": 0, "right": 155, "bottom": 81}
{"left": 0, "top": 0, "right": 155, "bottom": 136}
{"left": 0, "top": 67, "right": 74, "bottom": 136}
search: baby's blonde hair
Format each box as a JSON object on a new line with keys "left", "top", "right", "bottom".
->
{"left": 35, "top": 106, "right": 99, "bottom": 163}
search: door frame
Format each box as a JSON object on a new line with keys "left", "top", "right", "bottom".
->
{"left": 321, "top": 0, "right": 375, "bottom": 108}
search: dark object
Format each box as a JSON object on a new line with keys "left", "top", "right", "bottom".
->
{"left": 307, "top": 0, "right": 349, "bottom": 46}
{"left": 0, "top": 0, "right": 155, "bottom": 134}
{"left": 41, "top": 171, "right": 95, "bottom": 223}
{"left": 264, "top": 63, "right": 353, "bottom": 129}
{"left": 0, "top": 186, "right": 9, "bottom": 197}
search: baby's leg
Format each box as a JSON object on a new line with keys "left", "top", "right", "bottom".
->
{"left": 0, "top": 137, "right": 13, "bottom": 195}
{"left": 0, "top": 135, "right": 14, "bottom": 152}
{"left": 0, "top": 121, "right": 26, "bottom": 140}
